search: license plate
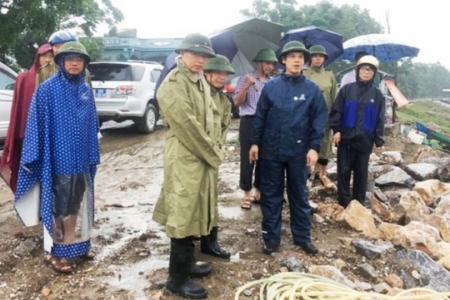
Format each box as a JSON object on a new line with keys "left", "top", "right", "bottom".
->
{"left": 94, "top": 88, "right": 107, "bottom": 98}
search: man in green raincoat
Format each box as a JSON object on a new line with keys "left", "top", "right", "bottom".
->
{"left": 152, "top": 33, "right": 220, "bottom": 299}
{"left": 304, "top": 45, "right": 337, "bottom": 188}
{"left": 200, "top": 54, "right": 235, "bottom": 260}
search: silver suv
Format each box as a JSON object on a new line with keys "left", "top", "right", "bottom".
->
{"left": 0, "top": 62, "right": 17, "bottom": 143}
{"left": 88, "top": 60, "right": 163, "bottom": 133}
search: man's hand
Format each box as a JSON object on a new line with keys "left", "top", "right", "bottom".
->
{"left": 249, "top": 145, "right": 259, "bottom": 164}
{"left": 244, "top": 75, "right": 256, "bottom": 89}
{"left": 332, "top": 132, "right": 341, "bottom": 146}
{"left": 307, "top": 149, "right": 318, "bottom": 167}
{"left": 376, "top": 146, "right": 385, "bottom": 153}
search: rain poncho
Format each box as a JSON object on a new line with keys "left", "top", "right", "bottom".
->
{"left": 15, "top": 53, "right": 100, "bottom": 258}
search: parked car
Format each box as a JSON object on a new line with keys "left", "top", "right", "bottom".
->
{"left": 0, "top": 62, "right": 18, "bottom": 143}
{"left": 87, "top": 60, "right": 163, "bottom": 133}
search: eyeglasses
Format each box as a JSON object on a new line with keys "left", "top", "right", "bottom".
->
{"left": 360, "top": 67, "right": 375, "bottom": 74}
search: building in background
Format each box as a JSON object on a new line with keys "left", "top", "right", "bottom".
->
{"left": 99, "top": 29, "right": 182, "bottom": 65}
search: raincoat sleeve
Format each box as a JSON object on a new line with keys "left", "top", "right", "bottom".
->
{"left": 330, "top": 73, "right": 338, "bottom": 104}
{"left": 374, "top": 90, "right": 386, "bottom": 147}
{"left": 220, "top": 94, "right": 232, "bottom": 146}
{"left": 309, "top": 87, "right": 328, "bottom": 153}
{"left": 329, "top": 86, "right": 346, "bottom": 134}
{"left": 157, "top": 81, "right": 223, "bottom": 169}
{"left": 249, "top": 85, "right": 270, "bottom": 146}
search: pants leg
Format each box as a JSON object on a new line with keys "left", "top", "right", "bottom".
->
{"left": 260, "top": 158, "right": 285, "bottom": 245}
{"left": 239, "top": 117, "right": 255, "bottom": 191}
{"left": 337, "top": 144, "right": 355, "bottom": 208}
{"left": 352, "top": 150, "right": 371, "bottom": 204}
{"left": 286, "top": 159, "right": 311, "bottom": 243}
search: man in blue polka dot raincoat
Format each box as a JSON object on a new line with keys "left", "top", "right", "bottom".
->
{"left": 14, "top": 42, "right": 100, "bottom": 273}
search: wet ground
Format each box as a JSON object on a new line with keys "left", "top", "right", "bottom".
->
{"left": 0, "top": 119, "right": 397, "bottom": 300}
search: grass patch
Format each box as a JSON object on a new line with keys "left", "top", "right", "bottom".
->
{"left": 396, "top": 101, "right": 450, "bottom": 134}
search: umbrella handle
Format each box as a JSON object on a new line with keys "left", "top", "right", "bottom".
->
{"left": 252, "top": 83, "right": 258, "bottom": 92}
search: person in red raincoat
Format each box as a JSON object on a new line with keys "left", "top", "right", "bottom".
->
{"left": 0, "top": 44, "right": 53, "bottom": 193}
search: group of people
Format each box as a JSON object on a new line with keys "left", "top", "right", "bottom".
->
{"left": 1, "top": 30, "right": 100, "bottom": 273}
{"left": 0, "top": 29, "right": 386, "bottom": 299}
{"left": 153, "top": 33, "right": 386, "bottom": 299}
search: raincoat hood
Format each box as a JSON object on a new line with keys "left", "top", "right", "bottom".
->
{"left": 31, "top": 43, "right": 53, "bottom": 74}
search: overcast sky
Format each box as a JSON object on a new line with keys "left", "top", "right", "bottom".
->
{"left": 98, "top": 0, "right": 449, "bottom": 68}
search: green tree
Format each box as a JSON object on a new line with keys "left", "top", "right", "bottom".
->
{"left": 241, "top": 0, "right": 383, "bottom": 38}
{"left": 241, "top": 0, "right": 383, "bottom": 74}
{"left": 0, "top": 0, "right": 123, "bottom": 69}
{"left": 79, "top": 37, "right": 104, "bottom": 62}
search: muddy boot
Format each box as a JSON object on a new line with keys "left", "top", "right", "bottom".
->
{"left": 200, "top": 227, "right": 230, "bottom": 259}
{"left": 166, "top": 242, "right": 208, "bottom": 299}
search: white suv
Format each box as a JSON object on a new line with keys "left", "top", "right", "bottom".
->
{"left": 0, "top": 62, "right": 17, "bottom": 143}
{"left": 88, "top": 60, "right": 163, "bottom": 133}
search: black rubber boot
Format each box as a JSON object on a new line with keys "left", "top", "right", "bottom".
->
{"left": 166, "top": 242, "right": 208, "bottom": 299}
{"left": 200, "top": 227, "right": 231, "bottom": 259}
{"left": 190, "top": 261, "right": 212, "bottom": 278}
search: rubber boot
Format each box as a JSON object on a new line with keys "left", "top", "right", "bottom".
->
{"left": 200, "top": 227, "right": 231, "bottom": 259}
{"left": 166, "top": 242, "right": 208, "bottom": 299}
{"left": 190, "top": 260, "right": 212, "bottom": 278}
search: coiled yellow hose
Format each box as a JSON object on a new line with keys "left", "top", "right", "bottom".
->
{"left": 234, "top": 272, "right": 450, "bottom": 300}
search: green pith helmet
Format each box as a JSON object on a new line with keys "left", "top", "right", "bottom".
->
{"left": 309, "top": 45, "right": 328, "bottom": 59}
{"left": 204, "top": 54, "right": 235, "bottom": 74}
{"left": 253, "top": 48, "right": 278, "bottom": 62}
{"left": 175, "top": 33, "right": 215, "bottom": 58}
{"left": 278, "top": 41, "right": 310, "bottom": 64}
{"left": 54, "top": 41, "right": 90, "bottom": 64}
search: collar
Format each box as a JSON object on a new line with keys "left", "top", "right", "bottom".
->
{"left": 253, "top": 70, "right": 271, "bottom": 82}
{"left": 281, "top": 72, "right": 305, "bottom": 83}
{"left": 310, "top": 65, "right": 323, "bottom": 73}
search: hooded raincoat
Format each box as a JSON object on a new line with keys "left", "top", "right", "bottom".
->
{"left": 303, "top": 66, "right": 337, "bottom": 159}
{"left": 0, "top": 44, "right": 53, "bottom": 192}
{"left": 152, "top": 58, "right": 223, "bottom": 238}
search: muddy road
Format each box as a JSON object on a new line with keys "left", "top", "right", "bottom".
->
{"left": 0, "top": 119, "right": 396, "bottom": 300}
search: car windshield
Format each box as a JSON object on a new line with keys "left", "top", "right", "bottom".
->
{"left": 0, "top": 69, "right": 16, "bottom": 90}
{"left": 88, "top": 63, "right": 145, "bottom": 82}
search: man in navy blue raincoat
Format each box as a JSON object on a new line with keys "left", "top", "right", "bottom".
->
{"left": 249, "top": 41, "right": 327, "bottom": 255}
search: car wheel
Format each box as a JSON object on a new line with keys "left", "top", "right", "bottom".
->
{"left": 136, "top": 103, "right": 157, "bottom": 134}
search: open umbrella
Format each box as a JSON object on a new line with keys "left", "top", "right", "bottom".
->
{"left": 210, "top": 17, "right": 284, "bottom": 77}
{"left": 278, "top": 26, "right": 344, "bottom": 66}
{"left": 155, "top": 17, "right": 284, "bottom": 96}
{"left": 340, "top": 34, "right": 420, "bottom": 63}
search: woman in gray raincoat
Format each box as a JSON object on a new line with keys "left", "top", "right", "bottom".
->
{"left": 152, "top": 33, "right": 221, "bottom": 299}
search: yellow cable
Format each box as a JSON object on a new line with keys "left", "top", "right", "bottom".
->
{"left": 234, "top": 272, "right": 450, "bottom": 300}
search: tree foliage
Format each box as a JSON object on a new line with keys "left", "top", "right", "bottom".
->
{"left": 0, "top": 0, "right": 123, "bottom": 69}
{"left": 241, "top": 0, "right": 383, "bottom": 39}
{"left": 242, "top": 0, "right": 450, "bottom": 99}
